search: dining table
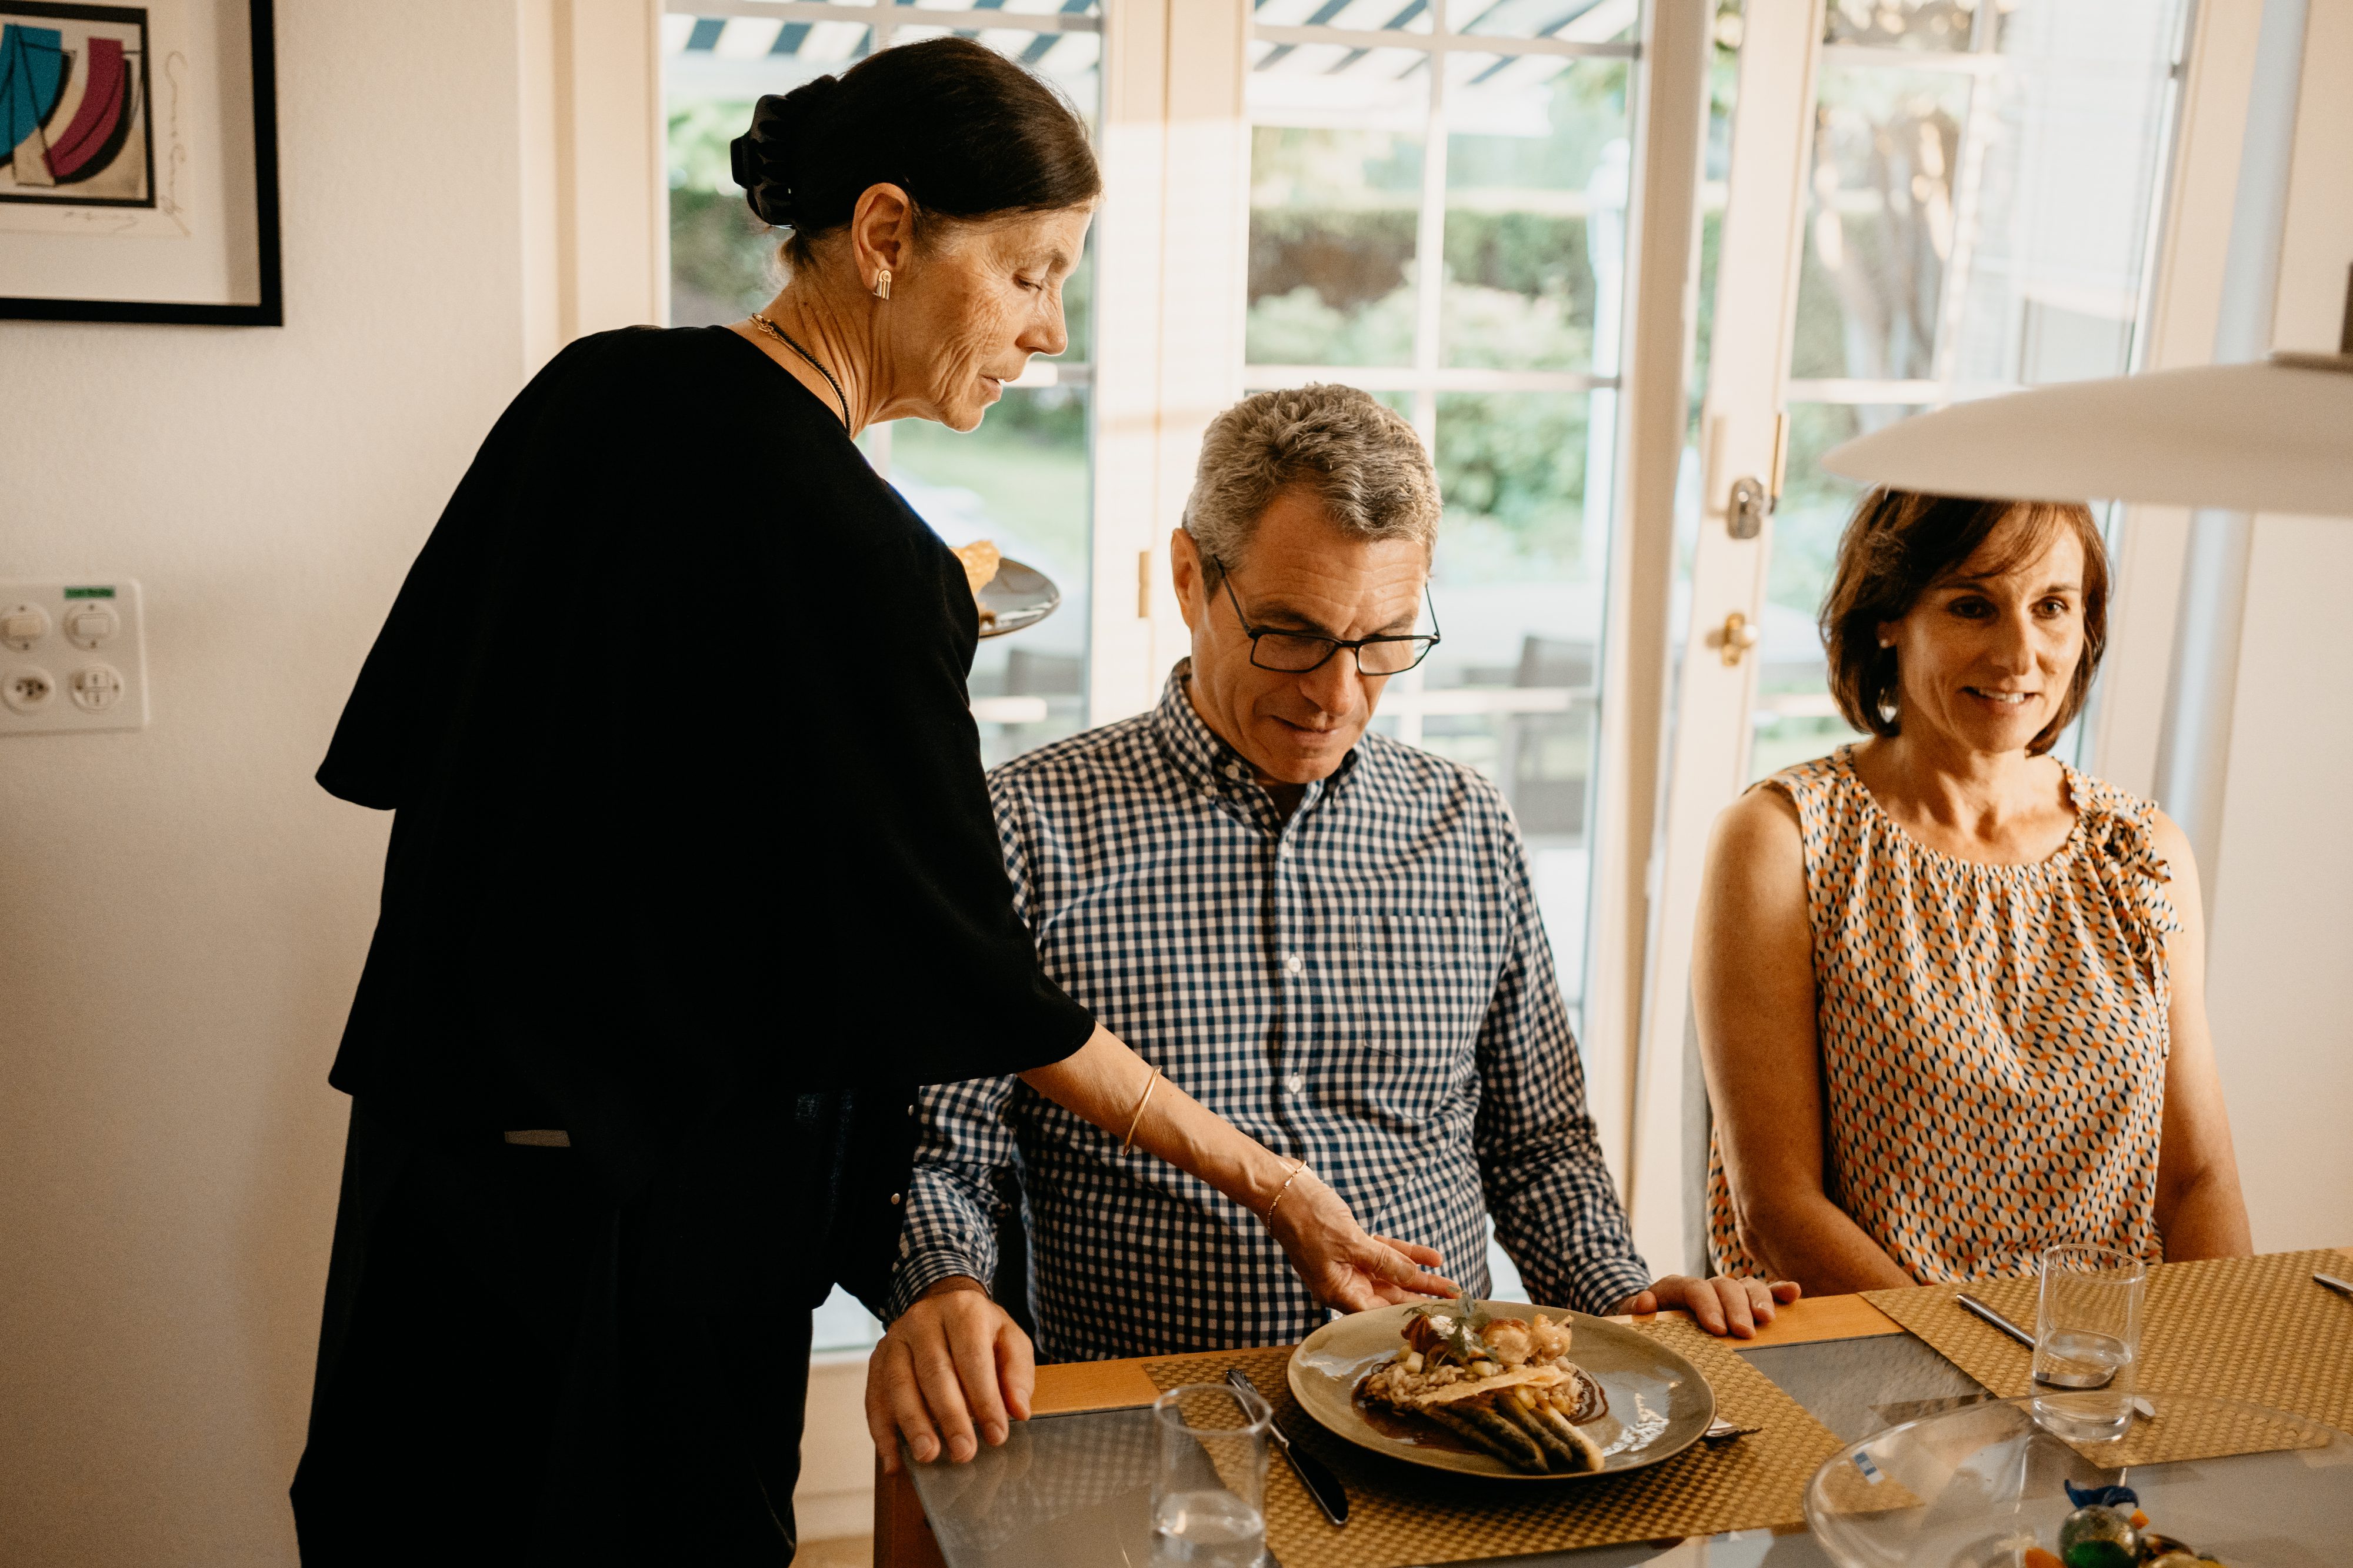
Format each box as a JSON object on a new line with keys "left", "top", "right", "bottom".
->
{"left": 872, "top": 1247, "right": 2353, "bottom": 1568}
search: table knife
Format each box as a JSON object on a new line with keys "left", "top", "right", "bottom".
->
{"left": 2316, "top": 1272, "right": 2353, "bottom": 1301}
{"left": 1954, "top": 1292, "right": 2037, "bottom": 1349}
{"left": 1225, "top": 1368, "right": 1349, "bottom": 1526}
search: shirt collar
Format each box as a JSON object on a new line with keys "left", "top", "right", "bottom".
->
{"left": 1148, "top": 660, "right": 1363, "bottom": 818}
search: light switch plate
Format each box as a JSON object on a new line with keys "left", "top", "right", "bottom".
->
{"left": 0, "top": 580, "right": 149, "bottom": 736}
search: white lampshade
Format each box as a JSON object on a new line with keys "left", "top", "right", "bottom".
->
{"left": 1819, "top": 353, "right": 2353, "bottom": 517}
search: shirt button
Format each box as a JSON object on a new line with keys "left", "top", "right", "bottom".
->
{"left": 1225, "top": 762, "right": 1245, "bottom": 780}
{"left": 1284, "top": 953, "right": 1304, "bottom": 976}
{"left": 1284, "top": 1072, "right": 1306, "bottom": 1095}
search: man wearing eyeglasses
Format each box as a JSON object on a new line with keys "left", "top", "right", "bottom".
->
{"left": 865, "top": 385, "right": 1794, "bottom": 1471}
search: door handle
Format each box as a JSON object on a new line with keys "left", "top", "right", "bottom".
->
{"left": 1714, "top": 610, "right": 1760, "bottom": 667}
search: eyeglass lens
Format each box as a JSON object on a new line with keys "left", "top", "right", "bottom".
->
{"left": 1251, "top": 634, "right": 1434, "bottom": 675}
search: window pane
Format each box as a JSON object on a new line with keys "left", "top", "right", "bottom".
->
{"left": 668, "top": 100, "right": 784, "bottom": 325}
{"left": 1256, "top": 0, "right": 1435, "bottom": 31}
{"left": 1457, "top": 0, "right": 1639, "bottom": 44}
{"left": 1441, "top": 57, "right": 1629, "bottom": 372}
{"left": 1822, "top": 0, "right": 1979, "bottom": 51}
{"left": 1382, "top": 391, "right": 1606, "bottom": 1016}
{"left": 1247, "top": 41, "right": 1429, "bottom": 125}
{"left": 1791, "top": 66, "right": 1971, "bottom": 383}
{"left": 891, "top": 22, "right": 1104, "bottom": 98}
{"left": 1247, "top": 124, "right": 1425, "bottom": 367}
{"left": 912, "top": 0, "right": 1101, "bottom": 15}
{"left": 1948, "top": 10, "right": 2179, "bottom": 386}
{"left": 894, "top": 387, "right": 1095, "bottom": 770}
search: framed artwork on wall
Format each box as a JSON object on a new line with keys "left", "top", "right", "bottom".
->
{"left": 0, "top": 0, "right": 279, "bottom": 324}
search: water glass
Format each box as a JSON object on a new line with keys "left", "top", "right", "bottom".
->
{"left": 1152, "top": 1382, "right": 1271, "bottom": 1567}
{"left": 2030, "top": 1244, "right": 2147, "bottom": 1440}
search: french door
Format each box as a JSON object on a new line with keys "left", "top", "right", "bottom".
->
{"left": 1627, "top": 0, "right": 2194, "bottom": 1267}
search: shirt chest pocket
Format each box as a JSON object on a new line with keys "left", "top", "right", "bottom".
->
{"left": 1336, "top": 914, "right": 1484, "bottom": 1124}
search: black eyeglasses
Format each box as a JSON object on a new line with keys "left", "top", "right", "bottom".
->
{"left": 1212, "top": 563, "right": 1441, "bottom": 676}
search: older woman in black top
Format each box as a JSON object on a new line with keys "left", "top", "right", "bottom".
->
{"left": 291, "top": 39, "right": 1450, "bottom": 1567}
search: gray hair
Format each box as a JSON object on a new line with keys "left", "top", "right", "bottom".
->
{"left": 1181, "top": 385, "right": 1441, "bottom": 585}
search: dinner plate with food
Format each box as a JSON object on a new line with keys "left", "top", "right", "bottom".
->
{"left": 1286, "top": 1294, "right": 1717, "bottom": 1480}
{"left": 949, "top": 540, "right": 1059, "bottom": 638}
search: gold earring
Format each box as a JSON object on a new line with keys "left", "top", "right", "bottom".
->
{"left": 873, "top": 268, "right": 892, "bottom": 301}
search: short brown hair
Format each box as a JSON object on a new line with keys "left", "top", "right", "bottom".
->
{"left": 1182, "top": 385, "right": 1441, "bottom": 588}
{"left": 1820, "top": 489, "right": 2109, "bottom": 756}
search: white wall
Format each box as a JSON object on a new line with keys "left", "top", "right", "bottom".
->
{"left": 2198, "top": 0, "right": 2353, "bottom": 1255}
{"left": 2209, "top": 516, "right": 2353, "bottom": 1252}
{"left": 0, "top": 5, "right": 533, "bottom": 1562}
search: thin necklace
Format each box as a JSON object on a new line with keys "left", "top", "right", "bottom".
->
{"left": 749, "top": 312, "right": 851, "bottom": 431}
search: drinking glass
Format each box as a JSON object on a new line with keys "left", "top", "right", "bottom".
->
{"left": 1151, "top": 1382, "right": 1271, "bottom": 1567}
{"left": 2030, "top": 1244, "right": 2147, "bottom": 1440}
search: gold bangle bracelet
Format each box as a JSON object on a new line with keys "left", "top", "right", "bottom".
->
{"left": 1119, "top": 1065, "right": 1164, "bottom": 1156}
{"left": 1264, "top": 1159, "right": 1312, "bottom": 1226}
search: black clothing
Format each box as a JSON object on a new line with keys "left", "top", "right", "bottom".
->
{"left": 318, "top": 325, "right": 1092, "bottom": 1193}
{"left": 296, "top": 328, "right": 1094, "bottom": 1562}
{"left": 292, "top": 1099, "right": 845, "bottom": 1566}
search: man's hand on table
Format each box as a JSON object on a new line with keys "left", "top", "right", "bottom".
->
{"left": 1612, "top": 1275, "right": 1802, "bottom": 1339}
{"left": 865, "top": 1276, "right": 1032, "bottom": 1474}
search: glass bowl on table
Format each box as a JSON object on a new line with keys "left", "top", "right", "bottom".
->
{"left": 1803, "top": 1392, "right": 2353, "bottom": 1567}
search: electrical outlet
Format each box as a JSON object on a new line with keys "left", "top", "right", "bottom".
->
{"left": 0, "top": 581, "right": 149, "bottom": 736}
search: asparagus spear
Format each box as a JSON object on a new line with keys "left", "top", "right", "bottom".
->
{"left": 1425, "top": 1403, "right": 1546, "bottom": 1471}
{"left": 1525, "top": 1397, "right": 1605, "bottom": 1472}
{"left": 1496, "top": 1391, "right": 1582, "bottom": 1471}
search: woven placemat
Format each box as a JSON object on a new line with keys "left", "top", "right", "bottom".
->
{"left": 1863, "top": 1247, "right": 2353, "bottom": 1466}
{"left": 1140, "top": 1319, "right": 1842, "bottom": 1568}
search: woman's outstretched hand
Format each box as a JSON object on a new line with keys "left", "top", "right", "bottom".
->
{"left": 1264, "top": 1169, "right": 1458, "bottom": 1312}
{"left": 1612, "top": 1275, "right": 1802, "bottom": 1339}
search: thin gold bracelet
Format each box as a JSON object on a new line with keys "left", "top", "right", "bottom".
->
{"left": 1119, "top": 1065, "right": 1164, "bottom": 1155}
{"left": 1264, "top": 1160, "right": 1312, "bottom": 1226}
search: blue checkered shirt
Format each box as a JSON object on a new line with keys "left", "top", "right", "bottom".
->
{"left": 884, "top": 664, "right": 1651, "bottom": 1360}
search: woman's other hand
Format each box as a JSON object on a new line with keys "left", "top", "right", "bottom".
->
{"left": 1265, "top": 1171, "right": 1459, "bottom": 1312}
{"left": 865, "top": 1277, "right": 1032, "bottom": 1474}
{"left": 1614, "top": 1275, "right": 1802, "bottom": 1339}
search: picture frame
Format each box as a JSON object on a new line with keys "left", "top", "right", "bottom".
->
{"left": 0, "top": 0, "right": 280, "bottom": 325}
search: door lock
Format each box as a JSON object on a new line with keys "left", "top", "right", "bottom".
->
{"left": 1715, "top": 610, "right": 1759, "bottom": 667}
{"left": 1725, "top": 413, "right": 1788, "bottom": 539}
{"left": 1728, "top": 476, "right": 1770, "bottom": 540}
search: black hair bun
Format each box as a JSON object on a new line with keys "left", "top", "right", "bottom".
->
{"left": 729, "top": 76, "right": 843, "bottom": 228}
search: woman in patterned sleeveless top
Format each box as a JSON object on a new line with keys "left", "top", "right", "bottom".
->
{"left": 1694, "top": 489, "right": 2250, "bottom": 1292}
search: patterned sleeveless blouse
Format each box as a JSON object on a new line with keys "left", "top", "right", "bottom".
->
{"left": 1705, "top": 745, "right": 2180, "bottom": 1283}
